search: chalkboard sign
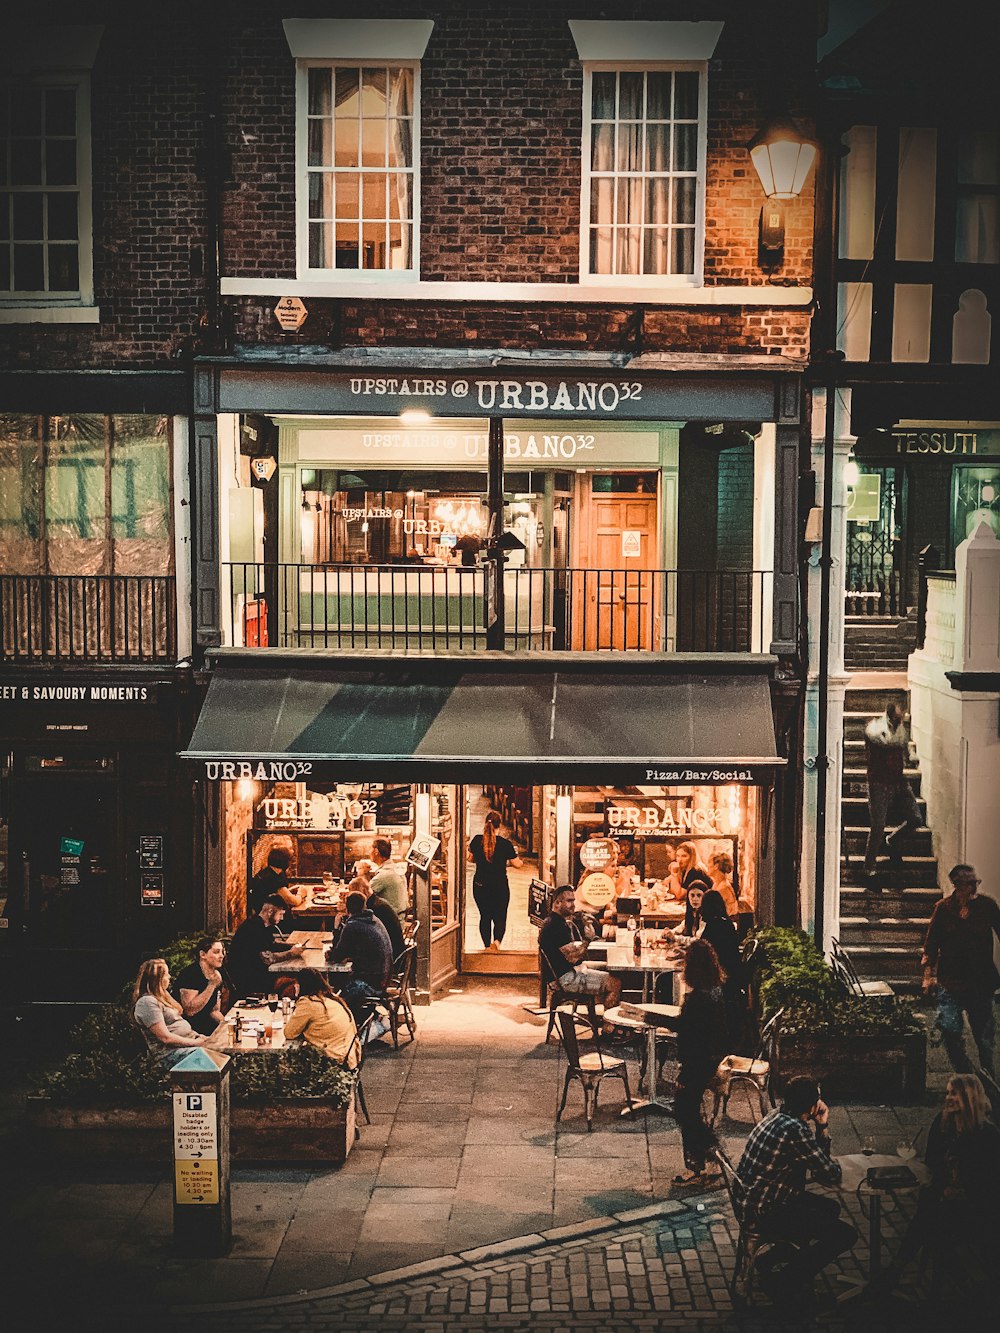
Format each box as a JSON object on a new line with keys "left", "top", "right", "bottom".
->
{"left": 528, "top": 878, "right": 553, "bottom": 928}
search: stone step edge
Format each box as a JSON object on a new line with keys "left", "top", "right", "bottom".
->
{"left": 164, "top": 1199, "right": 697, "bottom": 1315}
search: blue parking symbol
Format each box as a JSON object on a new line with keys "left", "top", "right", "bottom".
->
{"left": 186, "top": 1094, "right": 203, "bottom": 1111}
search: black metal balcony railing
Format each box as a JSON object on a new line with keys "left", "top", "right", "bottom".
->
{"left": 224, "top": 563, "right": 771, "bottom": 654}
{"left": 0, "top": 574, "right": 177, "bottom": 663}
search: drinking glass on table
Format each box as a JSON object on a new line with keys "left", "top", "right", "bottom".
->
{"left": 267, "top": 992, "right": 279, "bottom": 1014}
{"left": 862, "top": 1134, "right": 877, "bottom": 1156}
{"left": 896, "top": 1136, "right": 918, "bottom": 1160}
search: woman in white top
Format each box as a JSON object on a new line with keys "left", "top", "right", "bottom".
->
{"left": 132, "top": 957, "right": 222, "bottom": 1068}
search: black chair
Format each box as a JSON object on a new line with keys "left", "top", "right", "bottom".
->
{"left": 402, "top": 916, "right": 419, "bottom": 947}
{"left": 556, "top": 1010, "right": 633, "bottom": 1131}
{"left": 709, "top": 1009, "right": 783, "bottom": 1127}
{"left": 541, "top": 949, "right": 599, "bottom": 1043}
{"left": 714, "top": 1144, "right": 808, "bottom": 1308}
{"left": 385, "top": 944, "right": 418, "bottom": 1048}
{"left": 353, "top": 1011, "right": 377, "bottom": 1126}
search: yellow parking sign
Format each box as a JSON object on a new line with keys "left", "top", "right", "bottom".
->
{"left": 175, "top": 1159, "right": 219, "bottom": 1205}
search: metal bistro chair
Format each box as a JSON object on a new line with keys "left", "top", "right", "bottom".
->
{"left": 831, "top": 938, "right": 896, "bottom": 1000}
{"left": 402, "top": 916, "right": 419, "bottom": 947}
{"left": 556, "top": 1010, "right": 634, "bottom": 1131}
{"left": 384, "top": 944, "right": 418, "bottom": 1049}
{"left": 353, "top": 1010, "right": 378, "bottom": 1127}
{"left": 541, "top": 949, "right": 599, "bottom": 1043}
{"left": 709, "top": 1009, "right": 783, "bottom": 1128}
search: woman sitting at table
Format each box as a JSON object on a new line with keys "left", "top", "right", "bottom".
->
{"left": 666, "top": 883, "right": 706, "bottom": 941}
{"left": 283, "top": 968, "right": 361, "bottom": 1069}
{"left": 665, "top": 841, "right": 712, "bottom": 903}
{"left": 672, "top": 939, "right": 729, "bottom": 1185}
{"left": 132, "top": 958, "right": 228, "bottom": 1067}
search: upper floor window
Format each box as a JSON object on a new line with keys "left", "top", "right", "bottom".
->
{"left": 299, "top": 63, "right": 418, "bottom": 277}
{"left": 582, "top": 66, "right": 705, "bottom": 284}
{"left": 955, "top": 130, "right": 999, "bottom": 265}
{"left": 0, "top": 78, "right": 92, "bottom": 303}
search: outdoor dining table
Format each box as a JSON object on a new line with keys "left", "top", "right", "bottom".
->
{"left": 592, "top": 938, "right": 683, "bottom": 1004}
{"left": 602, "top": 1002, "right": 681, "bottom": 1117}
{"left": 221, "top": 1003, "right": 291, "bottom": 1052}
{"left": 268, "top": 948, "right": 351, "bottom": 976}
{"left": 832, "top": 1152, "right": 929, "bottom": 1289}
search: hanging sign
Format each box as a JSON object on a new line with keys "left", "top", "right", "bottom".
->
{"left": 406, "top": 833, "right": 440, "bottom": 872}
{"left": 139, "top": 834, "right": 164, "bottom": 870}
{"left": 250, "top": 456, "right": 277, "bottom": 482}
{"left": 274, "top": 296, "right": 308, "bottom": 331}
{"left": 527, "top": 878, "right": 553, "bottom": 927}
{"left": 141, "top": 873, "right": 165, "bottom": 907}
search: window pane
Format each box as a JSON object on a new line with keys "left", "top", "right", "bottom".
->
{"left": 45, "top": 139, "right": 76, "bottom": 186}
{"left": 958, "top": 131, "right": 999, "bottom": 185}
{"left": 12, "top": 194, "right": 43, "bottom": 240}
{"left": 674, "top": 71, "right": 699, "bottom": 119}
{"left": 616, "top": 122, "right": 642, "bottom": 173}
{"left": 616, "top": 227, "right": 641, "bottom": 274}
{"left": 956, "top": 194, "right": 999, "bottom": 264}
{"left": 671, "top": 227, "right": 695, "bottom": 274}
{"left": 361, "top": 173, "right": 387, "bottom": 220}
{"left": 334, "top": 67, "right": 360, "bottom": 111}
{"left": 48, "top": 245, "right": 79, "bottom": 292}
{"left": 0, "top": 250, "right": 9, "bottom": 289}
{"left": 643, "top": 227, "right": 669, "bottom": 275}
{"left": 590, "top": 226, "right": 613, "bottom": 273}
{"left": 389, "top": 68, "right": 413, "bottom": 118}
{"left": 11, "top": 140, "right": 42, "bottom": 186}
{"left": 46, "top": 192, "right": 78, "bottom": 240}
{"left": 12, "top": 244, "right": 43, "bottom": 289}
{"left": 308, "top": 172, "right": 334, "bottom": 220}
{"left": 361, "top": 219, "right": 386, "bottom": 268}
{"left": 335, "top": 222, "right": 360, "bottom": 267}
{"left": 309, "top": 220, "right": 332, "bottom": 268}
{"left": 307, "top": 118, "right": 330, "bottom": 168}
{"left": 0, "top": 195, "right": 8, "bottom": 240}
{"left": 334, "top": 117, "right": 358, "bottom": 168}
{"left": 46, "top": 416, "right": 105, "bottom": 543}
{"left": 335, "top": 173, "right": 360, "bottom": 219}
{"left": 645, "top": 122, "right": 669, "bottom": 173}
{"left": 361, "top": 67, "right": 388, "bottom": 106}
{"left": 895, "top": 127, "right": 936, "bottom": 262}
{"left": 645, "top": 176, "right": 669, "bottom": 225}
{"left": 646, "top": 72, "right": 671, "bottom": 120}
{"left": 308, "top": 68, "right": 332, "bottom": 117}
{"left": 387, "top": 173, "right": 412, "bottom": 222}
{"left": 617, "top": 176, "right": 642, "bottom": 227}
{"left": 673, "top": 176, "right": 696, "bottom": 225}
{"left": 388, "top": 220, "right": 410, "bottom": 269}
{"left": 0, "top": 414, "right": 43, "bottom": 572}
{"left": 619, "top": 72, "right": 643, "bottom": 120}
{"left": 361, "top": 117, "right": 387, "bottom": 168}
{"left": 592, "top": 71, "right": 616, "bottom": 120}
{"left": 44, "top": 88, "right": 76, "bottom": 137}
{"left": 387, "top": 118, "right": 412, "bottom": 170}
{"left": 11, "top": 89, "right": 42, "bottom": 136}
{"left": 673, "top": 123, "right": 697, "bottom": 172}
{"left": 590, "top": 175, "right": 613, "bottom": 225}
{"left": 111, "top": 416, "right": 172, "bottom": 570}
{"left": 591, "top": 122, "right": 614, "bottom": 172}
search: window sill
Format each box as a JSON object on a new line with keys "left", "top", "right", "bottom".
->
{"left": 221, "top": 277, "right": 811, "bottom": 306}
{"left": 0, "top": 306, "right": 101, "bottom": 324}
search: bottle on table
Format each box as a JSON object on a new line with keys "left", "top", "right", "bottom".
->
{"left": 633, "top": 927, "right": 642, "bottom": 958}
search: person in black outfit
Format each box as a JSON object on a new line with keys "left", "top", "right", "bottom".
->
{"left": 226, "top": 895, "right": 304, "bottom": 998}
{"left": 467, "top": 810, "right": 522, "bottom": 950}
{"left": 700, "top": 889, "right": 749, "bottom": 1053}
{"left": 173, "top": 937, "right": 227, "bottom": 1035}
{"left": 672, "top": 938, "right": 729, "bottom": 1184}
{"left": 248, "top": 847, "right": 293, "bottom": 915}
{"left": 329, "top": 891, "right": 394, "bottom": 1025}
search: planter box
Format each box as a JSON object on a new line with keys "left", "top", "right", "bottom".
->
{"left": 777, "top": 1030, "right": 927, "bottom": 1102}
{"left": 26, "top": 1097, "right": 356, "bottom": 1163}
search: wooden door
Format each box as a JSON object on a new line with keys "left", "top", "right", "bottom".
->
{"left": 576, "top": 492, "right": 659, "bottom": 650}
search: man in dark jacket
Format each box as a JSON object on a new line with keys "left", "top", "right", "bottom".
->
{"left": 329, "top": 891, "right": 393, "bottom": 1025}
{"left": 922, "top": 864, "right": 1000, "bottom": 1079}
{"left": 226, "top": 896, "right": 304, "bottom": 999}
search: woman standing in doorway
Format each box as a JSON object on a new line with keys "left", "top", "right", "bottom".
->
{"left": 467, "top": 810, "right": 523, "bottom": 951}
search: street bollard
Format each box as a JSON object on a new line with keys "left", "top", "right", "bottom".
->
{"left": 169, "top": 1049, "right": 232, "bottom": 1257}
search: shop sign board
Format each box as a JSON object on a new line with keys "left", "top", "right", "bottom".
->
{"left": 298, "top": 425, "right": 661, "bottom": 466}
{"left": 607, "top": 799, "right": 730, "bottom": 836}
{"left": 527, "top": 878, "right": 553, "bottom": 927}
{"left": 141, "top": 873, "right": 165, "bottom": 906}
{"left": 0, "top": 681, "right": 157, "bottom": 704}
{"left": 139, "top": 834, "right": 164, "bottom": 869}
{"left": 273, "top": 296, "right": 308, "bottom": 330}
{"left": 892, "top": 428, "right": 991, "bottom": 456}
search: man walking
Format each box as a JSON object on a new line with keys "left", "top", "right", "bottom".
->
{"left": 735, "top": 1076, "right": 856, "bottom": 1306}
{"left": 863, "top": 698, "right": 921, "bottom": 884}
{"left": 922, "top": 864, "right": 1000, "bottom": 1080}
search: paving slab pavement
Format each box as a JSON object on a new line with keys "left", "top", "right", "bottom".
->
{"left": 4, "top": 981, "right": 994, "bottom": 1329}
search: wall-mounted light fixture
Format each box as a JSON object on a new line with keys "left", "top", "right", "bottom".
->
{"left": 747, "top": 116, "right": 817, "bottom": 265}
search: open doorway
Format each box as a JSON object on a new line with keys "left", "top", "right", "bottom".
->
{"left": 462, "top": 785, "right": 546, "bottom": 974}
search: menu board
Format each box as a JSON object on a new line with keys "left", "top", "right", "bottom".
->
{"left": 527, "top": 878, "right": 553, "bottom": 927}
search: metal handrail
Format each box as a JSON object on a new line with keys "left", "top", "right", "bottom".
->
{"left": 0, "top": 573, "right": 177, "bottom": 663}
{"left": 223, "top": 562, "right": 772, "bottom": 654}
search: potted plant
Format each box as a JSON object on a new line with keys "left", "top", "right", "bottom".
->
{"left": 26, "top": 1006, "right": 357, "bottom": 1162}
{"left": 748, "top": 927, "right": 926, "bottom": 1101}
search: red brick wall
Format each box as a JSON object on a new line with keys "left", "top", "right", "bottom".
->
{"left": 3, "top": 1, "right": 817, "bottom": 370}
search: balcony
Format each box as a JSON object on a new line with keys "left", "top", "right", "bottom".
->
{"left": 223, "top": 563, "right": 772, "bottom": 654}
{"left": 1, "top": 574, "right": 177, "bottom": 664}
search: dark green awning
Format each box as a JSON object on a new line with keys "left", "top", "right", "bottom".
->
{"left": 183, "top": 655, "right": 784, "bottom": 786}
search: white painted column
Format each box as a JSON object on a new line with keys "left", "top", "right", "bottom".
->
{"left": 555, "top": 786, "right": 573, "bottom": 887}
{"left": 752, "top": 424, "right": 775, "bottom": 653}
{"left": 800, "top": 388, "right": 854, "bottom": 951}
{"left": 172, "top": 415, "right": 193, "bottom": 660}
{"left": 217, "top": 413, "right": 240, "bottom": 648}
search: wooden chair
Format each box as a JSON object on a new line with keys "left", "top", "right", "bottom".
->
{"left": 709, "top": 1009, "right": 783, "bottom": 1127}
{"left": 831, "top": 938, "right": 895, "bottom": 999}
{"left": 541, "top": 949, "right": 599, "bottom": 1043}
{"left": 402, "top": 916, "right": 419, "bottom": 947}
{"left": 384, "top": 944, "right": 418, "bottom": 1049}
{"left": 556, "top": 1010, "right": 633, "bottom": 1131}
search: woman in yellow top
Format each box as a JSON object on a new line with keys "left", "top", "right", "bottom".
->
{"left": 283, "top": 969, "right": 361, "bottom": 1069}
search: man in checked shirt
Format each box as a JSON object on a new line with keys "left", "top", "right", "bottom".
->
{"left": 735, "top": 1077, "right": 858, "bottom": 1306}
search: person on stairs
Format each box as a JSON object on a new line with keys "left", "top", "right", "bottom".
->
{"left": 863, "top": 697, "right": 921, "bottom": 886}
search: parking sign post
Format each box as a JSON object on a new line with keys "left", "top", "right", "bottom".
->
{"left": 170, "top": 1050, "right": 232, "bottom": 1256}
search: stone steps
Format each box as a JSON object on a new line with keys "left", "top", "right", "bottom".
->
{"left": 841, "top": 823, "right": 932, "bottom": 854}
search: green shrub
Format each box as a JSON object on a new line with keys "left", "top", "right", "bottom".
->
{"left": 31, "top": 1005, "right": 355, "bottom": 1109}
{"left": 779, "top": 999, "right": 923, "bottom": 1040}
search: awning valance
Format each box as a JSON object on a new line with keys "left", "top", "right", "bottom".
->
{"left": 183, "top": 654, "right": 784, "bottom": 786}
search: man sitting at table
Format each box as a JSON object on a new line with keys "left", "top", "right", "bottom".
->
{"left": 226, "top": 895, "right": 305, "bottom": 1000}
{"left": 248, "top": 846, "right": 308, "bottom": 916}
{"left": 538, "top": 886, "right": 622, "bottom": 1006}
{"left": 735, "top": 1076, "right": 857, "bottom": 1307}
{"left": 328, "top": 891, "right": 393, "bottom": 1030}
{"left": 368, "top": 837, "right": 409, "bottom": 914}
